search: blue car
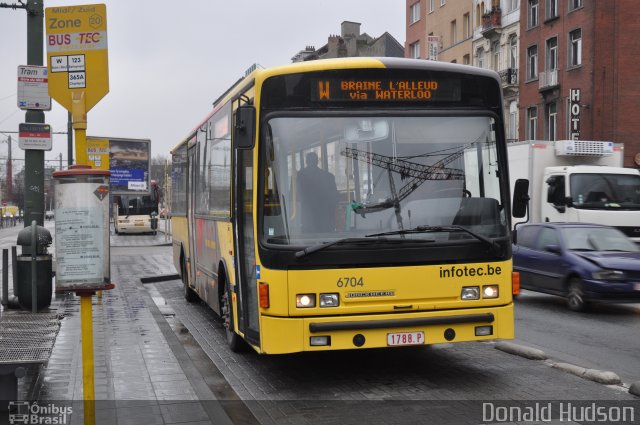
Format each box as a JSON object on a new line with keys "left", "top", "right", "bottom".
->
{"left": 512, "top": 223, "right": 640, "bottom": 311}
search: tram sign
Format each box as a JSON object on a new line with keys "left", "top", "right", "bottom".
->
{"left": 45, "top": 4, "right": 109, "bottom": 112}
{"left": 17, "top": 65, "right": 51, "bottom": 110}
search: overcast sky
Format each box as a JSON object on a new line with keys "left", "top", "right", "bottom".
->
{"left": 0, "top": 1, "right": 405, "bottom": 168}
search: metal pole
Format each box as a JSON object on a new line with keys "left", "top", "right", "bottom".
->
{"left": 68, "top": 111, "right": 73, "bottom": 167}
{"left": 24, "top": 0, "right": 45, "bottom": 229}
{"left": 1, "top": 249, "right": 7, "bottom": 308}
{"left": 30, "top": 220, "right": 37, "bottom": 312}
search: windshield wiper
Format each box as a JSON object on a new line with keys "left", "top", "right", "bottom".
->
{"left": 295, "top": 236, "right": 432, "bottom": 259}
{"left": 367, "top": 225, "right": 503, "bottom": 256}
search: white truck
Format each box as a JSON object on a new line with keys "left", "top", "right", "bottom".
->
{"left": 508, "top": 140, "right": 640, "bottom": 242}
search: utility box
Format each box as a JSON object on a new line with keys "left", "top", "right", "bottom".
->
{"left": 53, "top": 165, "right": 112, "bottom": 292}
{"left": 16, "top": 224, "right": 53, "bottom": 311}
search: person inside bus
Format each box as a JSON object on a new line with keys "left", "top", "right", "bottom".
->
{"left": 297, "top": 151, "right": 339, "bottom": 233}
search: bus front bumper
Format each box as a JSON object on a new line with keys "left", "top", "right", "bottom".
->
{"left": 259, "top": 304, "right": 514, "bottom": 354}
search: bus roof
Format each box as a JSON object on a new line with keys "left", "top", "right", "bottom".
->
{"left": 170, "top": 57, "right": 502, "bottom": 154}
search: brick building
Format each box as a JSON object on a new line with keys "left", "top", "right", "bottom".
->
{"left": 520, "top": 0, "right": 640, "bottom": 167}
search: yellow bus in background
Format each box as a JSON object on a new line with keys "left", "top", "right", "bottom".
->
{"left": 170, "top": 58, "right": 525, "bottom": 354}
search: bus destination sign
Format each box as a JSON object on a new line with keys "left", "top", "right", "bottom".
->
{"left": 311, "top": 78, "right": 460, "bottom": 102}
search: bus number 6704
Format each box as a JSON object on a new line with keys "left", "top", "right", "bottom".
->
{"left": 336, "top": 277, "right": 364, "bottom": 288}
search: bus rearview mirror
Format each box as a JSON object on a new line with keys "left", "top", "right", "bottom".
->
{"left": 234, "top": 106, "right": 256, "bottom": 149}
{"left": 512, "top": 179, "right": 530, "bottom": 218}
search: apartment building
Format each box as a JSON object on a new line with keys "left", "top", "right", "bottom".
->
{"left": 292, "top": 21, "right": 404, "bottom": 62}
{"left": 520, "top": 0, "right": 640, "bottom": 166}
{"left": 406, "top": 0, "right": 474, "bottom": 63}
{"left": 406, "top": 0, "right": 520, "bottom": 141}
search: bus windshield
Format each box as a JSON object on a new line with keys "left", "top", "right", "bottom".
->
{"left": 117, "top": 195, "right": 158, "bottom": 216}
{"left": 261, "top": 115, "right": 506, "bottom": 246}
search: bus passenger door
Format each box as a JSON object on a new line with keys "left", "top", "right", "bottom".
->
{"left": 233, "top": 144, "right": 260, "bottom": 346}
{"left": 187, "top": 146, "right": 198, "bottom": 290}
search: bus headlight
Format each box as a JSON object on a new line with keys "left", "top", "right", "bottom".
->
{"left": 296, "top": 294, "right": 316, "bottom": 308}
{"left": 319, "top": 293, "right": 339, "bottom": 307}
{"left": 482, "top": 285, "right": 499, "bottom": 299}
{"left": 461, "top": 286, "right": 480, "bottom": 300}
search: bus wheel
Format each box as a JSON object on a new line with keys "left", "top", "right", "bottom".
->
{"left": 221, "top": 280, "right": 244, "bottom": 352}
{"left": 182, "top": 258, "right": 198, "bottom": 303}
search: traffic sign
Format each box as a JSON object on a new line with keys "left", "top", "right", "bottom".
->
{"left": 18, "top": 123, "right": 53, "bottom": 151}
{"left": 45, "top": 4, "right": 109, "bottom": 113}
{"left": 17, "top": 65, "right": 52, "bottom": 110}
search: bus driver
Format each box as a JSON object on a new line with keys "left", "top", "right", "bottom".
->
{"left": 297, "top": 152, "right": 339, "bottom": 233}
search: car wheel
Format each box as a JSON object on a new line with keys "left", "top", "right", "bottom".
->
{"left": 221, "top": 280, "right": 245, "bottom": 352}
{"left": 567, "top": 278, "right": 588, "bottom": 312}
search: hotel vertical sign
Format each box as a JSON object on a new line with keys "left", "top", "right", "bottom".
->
{"left": 569, "top": 88, "right": 581, "bottom": 140}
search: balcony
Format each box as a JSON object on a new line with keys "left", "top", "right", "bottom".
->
{"left": 481, "top": 8, "right": 502, "bottom": 40}
{"left": 539, "top": 70, "right": 559, "bottom": 91}
{"left": 499, "top": 68, "right": 518, "bottom": 87}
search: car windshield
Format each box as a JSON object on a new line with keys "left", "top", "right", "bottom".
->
{"left": 561, "top": 227, "right": 639, "bottom": 252}
{"left": 260, "top": 115, "right": 507, "bottom": 246}
{"left": 570, "top": 173, "right": 640, "bottom": 209}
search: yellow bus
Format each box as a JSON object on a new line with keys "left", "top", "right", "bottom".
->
{"left": 170, "top": 58, "right": 526, "bottom": 354}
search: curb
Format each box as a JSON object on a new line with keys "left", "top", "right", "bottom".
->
{"left": 495, "top": 341, "right": 546, "bottom": 360}
{"left": 495, "top": 342, "right": 629, "bottom": 390}
{"left": 629, "top": 382, "right": 640, "bottom": 397}
{"left": 551, "top": 363, "right": 622, "bottom": 385}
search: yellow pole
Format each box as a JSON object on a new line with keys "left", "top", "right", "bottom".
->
{"left": 80, "top": 294, "right": 95, "bottom": 425}
{"left": 72, "top": 91, "right": 88, "bottom": 165}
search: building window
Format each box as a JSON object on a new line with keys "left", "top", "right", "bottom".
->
{"left": 463, "top": 54, "right": 470, "bottom": 65}
{"left": 476, "top": 48, "right": 485, "bottom": 69}
{"left": 528, "top": 0, "right": 539, "bottom": 27}
{"left": 527, "top": 45, "right": 538, "bottom": 79}
{"left": 508, "top": 0, "right": 519, "bottom": 12}
{"left": 441, "top": 0, "right": 446, "bottom": 6}
{"left": 509, "top": 36, "right": 518, "bottom": 69}
{"left": 547, "top": 0, "right": 558, "bottom": 20}
{"left": 410, "top": 2, "right": 421, "bottom": 24}
{"left": 569, "top": 29, "right": 582, "bottom": 67}
{"left": 546, "top": 102, "right": 557, "bottom": 141}
{"left": 509, "top": 101, "right": 518, "bottom": 141}
{"left": 429, "top": 0, "right": 434, "bottom": 13}
{"left": 476, "top": 4, "right": 482, "bottom": 27}
{"left": 569, "top": 0, "right": 583, "bottom": 11}
{"left": 450, "top": 20, "right": 457, "bottom": 45}
{"left": 546, "top": 37, "right": 558, "bottom": 71}
{"left": 492, "top": 42, "right": 500, "bottom": 71}
{"left": 463, "top": 13, "right": 470, "bottom": 39}
{"left": 527, "top": 107, "right": 537, "bottom": 140}
{"left": 410, "top": 41, "right": 421, "bottom": 59}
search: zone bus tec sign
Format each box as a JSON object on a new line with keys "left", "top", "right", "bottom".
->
{"left": 45, "top": 4, "right": 109, "bottom": 113}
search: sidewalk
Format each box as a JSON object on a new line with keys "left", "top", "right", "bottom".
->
{"left": 2, "top": 222, "right": 236, "bottom": 424}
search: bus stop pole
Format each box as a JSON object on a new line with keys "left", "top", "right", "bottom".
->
{"left": 80, "top": 293, "right": 95, "bottom": 425}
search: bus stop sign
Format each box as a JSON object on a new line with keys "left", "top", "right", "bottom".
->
{"left": 45, "top": 4, "right": 109, "bottom": 113}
